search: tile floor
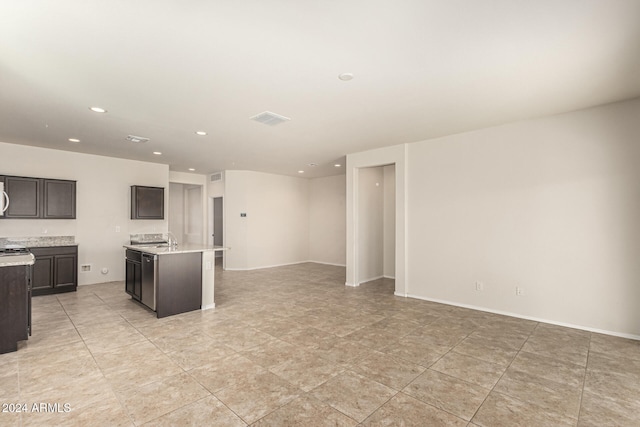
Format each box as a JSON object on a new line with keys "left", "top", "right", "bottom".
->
{"left": 1, "top": 261, "right": 639, "bottom": 426}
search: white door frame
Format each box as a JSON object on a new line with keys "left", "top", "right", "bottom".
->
{"left": 346, "top": 144, "right": 408, "bottom": 296}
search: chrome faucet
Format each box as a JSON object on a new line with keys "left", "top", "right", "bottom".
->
{"left": 166, "top": 231, "right": 178, "bottom": 248}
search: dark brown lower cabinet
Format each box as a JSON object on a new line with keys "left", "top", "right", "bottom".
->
{"left": 30, "top": 246, "right": 78, "bottom": 296}
{"left": 125, "top": 250, "right": 142, "bottom": 301}
{"left": 124, "top": 249, "right": 201, "bottom": 318}
{"left": 156, "top": 252, "right": 202, "bottom": 318}
{"left": 0, "top": 264, "right": 31, "bottom": 354}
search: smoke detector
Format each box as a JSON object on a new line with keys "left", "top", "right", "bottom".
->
{"left": 126, "top": 135, "right": 150, "bottom": 143}
{"left": 250, "top": 111, "right": 291, "bottom": 126}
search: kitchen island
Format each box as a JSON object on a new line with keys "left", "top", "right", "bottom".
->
{"left": 0, "top": 250, "right": 34, "bottom": 353}
{"left": 123, "top": 243, "right": 225, "bottom": 318}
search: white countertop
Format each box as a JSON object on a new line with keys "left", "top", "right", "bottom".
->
{"left": 0, "top": 253, "right": 35, "bottom": 267}
{"left": 123, "top": 243, "right": 227, "bottom": 256}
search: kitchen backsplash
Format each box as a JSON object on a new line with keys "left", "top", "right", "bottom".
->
{"left": 0, "top": 235, "right": 76, "bottom": 247}
{"left": 129, "top": 233, "right": 166, "bottom": 244}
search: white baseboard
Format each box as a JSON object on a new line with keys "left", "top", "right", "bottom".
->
{"left": 400, "top": 293, "right": 640, "bottom": 341}
{"left": 359, "top": 275, "right": 384, "bottom": 285}
{"left": 225, "top": 260, "right": 347, "bottom": 271}
{"left": 224, "top": 260, "right": 309, "bottom": 271}
{"left": 384, "top": 275, "right": 396, "bottom": 280}
{"left": 308, "top": 260, "right": 347, "bottom": 267}
{"left": 345, "top": 282, "right": 359, "bottom": 287}
{"left": 201, "top": 303, "right": 216, "bottom": 310}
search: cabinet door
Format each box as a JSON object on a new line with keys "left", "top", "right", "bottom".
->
{"left": 54, "top": 254, "right": 77, "bottom": 288}
{"left": 125, "top": 259, "right": 142, "bottom": 300}
{"left": 32, "top": 255, "right": 54, "bottom": 290}
{"left": 131, "top": 186, "right": 164, "bottom": 219}
{"left": 30, "top": 247, "right": 77, "bottom": 296}
{"left": 43, "top": 179, "right": 76, "bottom": 219}
{"left": 3, "top": 176, "right": 40, "bottom": 218}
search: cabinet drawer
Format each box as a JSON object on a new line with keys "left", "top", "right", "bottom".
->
{"left": 30, "top": 246, "right": 78, "bottom": 257}
{"left": 125, "top": 249, "right": 142, "bottom": 262}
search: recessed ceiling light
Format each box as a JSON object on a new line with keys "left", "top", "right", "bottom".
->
{"left": 298, "top": 170, "right": 304, "bottom": 174}
{"left": 195, "top": 131, "right": 207, "bottom": 136}
{"left": 334, "top": 163, "right": 342, "bottom": 167}
{"left": 338, "top": 73, "right": 354, "bottom": 81}
{"left": 188, "top": 168, "right": 195, "bottom": 171}
{"left": 153, "top": 151, "right": 162, "bottom": 155}
{"left": 68, "top": 138, "right": 80, "bottom": 143}
{"left": 89, "top": 106, "right": 107, "bottom": 113}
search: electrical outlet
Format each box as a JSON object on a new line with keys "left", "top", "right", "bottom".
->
{"left": 516, "top": 286, "right": 524, "bottom": 296}
{"left": 475, "top": 281, "right": 484, "bottom": 291}
{"left": 115, "top": 226, "right": 121, "bottom": 233}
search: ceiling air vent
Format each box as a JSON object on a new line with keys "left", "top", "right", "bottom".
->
{"left": 126, "top": 135, "right": 150, "bottom": 143}
{"left": 210, "top": 172, "right": 223, "bottom": 182}
{"left": 250, "top": 111, "right": 291, "bottom": 126}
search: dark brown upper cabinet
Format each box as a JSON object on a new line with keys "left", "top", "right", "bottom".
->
{"left": 43, "top": 179, "right": 76, "bottom": 219}
{"left": 2, "top": 176, "right": 40, "bottom": 218}
{"left": 131, "top": 185, "right": 164, "bottom": 219}
{"left": 0, "top": 175, "right": 76, "bottom": 219}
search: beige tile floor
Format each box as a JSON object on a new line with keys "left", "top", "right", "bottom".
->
{"left": 2, "top": 261, "right": 640, "bottom": 426}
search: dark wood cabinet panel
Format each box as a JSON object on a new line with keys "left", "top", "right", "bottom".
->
{"left": 0, "top": 175, "right": 76, "bottom": 219}
{"left": 3, "top": 176, "right": 40, "bottom": 218}
{"left": 0, "top": 265, "right": 31, "bottom": 354}
{"left": 29, "top": 246, "right": 78, "bottom": 296}
{"left": 125, "top": 249, "right": 202, "bottom": 318}
{"left": 31, "top": 255, "right": 54, "bottom": 290}
{"left": 54, "top": 254, "right": 77, "bottom": 288}
{"left": 125, "top": 258, "right": 142, "bottom": 300}
{"left": 156, "top": 252, "right": 201, "bottom": 318}
{"left": 131, "top": 185, "right": 164, "bottom": 219}
{"left": 43, "top": 179, "right": 76, "bottom": 219}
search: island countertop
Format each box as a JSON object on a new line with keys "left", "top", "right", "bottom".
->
{"left": 123, "top": 243, "right": 226, "bottom": 256}
{"left": 0, "top": 253, "right": 35, "bottom": 268}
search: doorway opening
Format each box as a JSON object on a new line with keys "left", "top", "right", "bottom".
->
{"left": 169, "top": 183, "right": 204, "bottom": 245}
{"left": 356, "top": 165, "right": 396, "bottom": 290}
{"left": 208, "top": 196, "right": 224, "bottom": 267}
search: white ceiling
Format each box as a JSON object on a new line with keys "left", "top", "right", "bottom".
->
{"left": 1, "top": 1, "right": 639, "bottom": 178}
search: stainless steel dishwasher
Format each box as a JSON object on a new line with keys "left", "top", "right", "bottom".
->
{"left": 141, "top": 253, "right": 157, "bottom": 311}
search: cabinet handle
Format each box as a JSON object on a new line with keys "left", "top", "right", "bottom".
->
{"left": 2, "top": 191, "right": 9, "bottom": 213}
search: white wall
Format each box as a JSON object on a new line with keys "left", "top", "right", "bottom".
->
{"left": 224, "top": 170, "right": 309, "bottom": 270}
{"left": 308, "top": 174, "right": 346, "bottom": 266}
{"left": 0, "top": 142, "right": 169, "bottom": 285}
{"left": 406, "top": 97, "right": 640, "bottom": 337}
{"left": 169, "top": 182, "right": 185, "bottom": 243}
{"left": 383, "top": 164, "right": 396, "bottom": 278}
{"left": 357, "top": 167, "right": 384, "bottom": 282}
{"left": 185, "top": 185, "right": 203, "bottom": 243}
